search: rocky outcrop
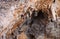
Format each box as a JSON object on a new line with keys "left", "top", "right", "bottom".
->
{"left": 0, "top": 0, "right": 60, "bottom": 39}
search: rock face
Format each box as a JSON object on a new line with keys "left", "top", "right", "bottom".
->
{"left": 0, "top": 0, "right": 60, "bottom": 39}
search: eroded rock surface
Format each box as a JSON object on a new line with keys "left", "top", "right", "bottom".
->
{"left": 0, "top": 0, "right": 60, "bottom": 39}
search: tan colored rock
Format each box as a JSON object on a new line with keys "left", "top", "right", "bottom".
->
{"left": 17, "top": 32, "right": 28, "bottom": 39}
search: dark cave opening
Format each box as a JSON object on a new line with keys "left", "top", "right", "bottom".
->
{"left": 31, "top": 10, "right": 48, "bottom": 20}
{"left": 37, "top": 10, "right": 46, "bottom": 19}
{"left": 30, "top": 9, "right": 48, "bottom": 25}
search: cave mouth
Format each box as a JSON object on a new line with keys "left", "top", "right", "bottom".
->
{"left": 31, "top": 10, "right": 48, "bottom": 20}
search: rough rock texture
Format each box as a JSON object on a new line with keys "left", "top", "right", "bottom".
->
{"left": 0, "top": 0, "right": 60, "bottom": 39}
